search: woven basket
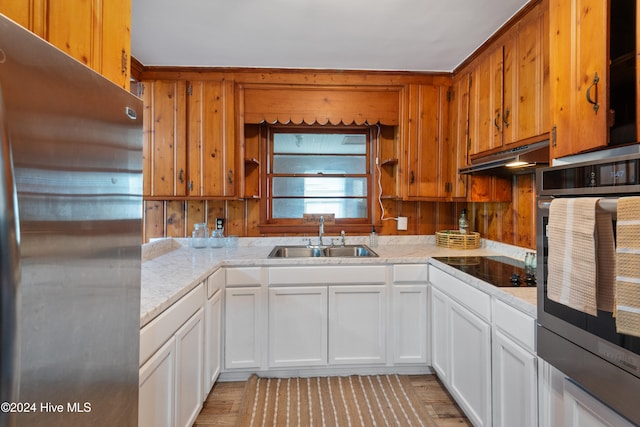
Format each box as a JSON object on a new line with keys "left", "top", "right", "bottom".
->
{"left": 436, "top": 230, "right": 481, "bottom": 249}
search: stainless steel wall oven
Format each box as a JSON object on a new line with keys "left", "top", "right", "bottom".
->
{"left": 537, "top": 151, "right": 640, "bottom": 425}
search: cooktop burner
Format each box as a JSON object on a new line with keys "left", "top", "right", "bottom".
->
{"left": 432, "top": 255, "right": 536, "bottom": 288}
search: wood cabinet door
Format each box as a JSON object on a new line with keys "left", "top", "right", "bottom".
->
{"left": 404, "top": 84, "right": 449, "bottom": 200}
{"left": 188, "top": 80, "right": 237, "bottom": 197}
{"left": 507, "top": 0, "right": 549, "bottom": 144}
{"left": 142, "top": 80, "right": 188, "bottom": 197}
{"left": 100, "top": 0, "right": 131, "bottom": 88}
{"left": 469, "top": 46, "right": 504, "bottom": 156}
{"left": 448, "top": 72, "right": 470, "bottom": 199}
{"left": 550, "top": 0, "right": 608, "bottom": 159}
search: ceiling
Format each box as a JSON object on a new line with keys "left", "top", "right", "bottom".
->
{"left": 131, "top": 0, "right": 530, "bottom": 73}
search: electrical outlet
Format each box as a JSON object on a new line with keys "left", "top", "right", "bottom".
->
{"left": 215, "top": 218, "right": 225, "bottom": 230}
{"left": 397, "top": 216, "right": 408, "bottom": 230}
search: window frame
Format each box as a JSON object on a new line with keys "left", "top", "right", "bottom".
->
{"left": 258, "top": 124, "right": 375, "bottom": 234}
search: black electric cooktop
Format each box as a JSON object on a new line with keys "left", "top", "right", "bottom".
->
{"left": 432, "top": 256, "right": 536, "bottom": 288}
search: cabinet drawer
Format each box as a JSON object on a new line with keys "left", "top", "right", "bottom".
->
{"left": 492, "top": 299, "right": 536, "bottom": 352}
{"left": 429, "top": 266, "right": 491, "bottom": 322}
{"left": 393, "top": 264, "right": 428, "bottom": 283}
{"left": 140, "top": 283, "right": 205, "bottom": 366}
{"left": 269, "top": 266, "right": 386, "bottom": 285}
{"left": 226, "top": 267, "right": 262, "bottom": 287}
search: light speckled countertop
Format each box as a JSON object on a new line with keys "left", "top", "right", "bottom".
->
{"left": 141, "top": 235, "right": 537, "bottom": 328}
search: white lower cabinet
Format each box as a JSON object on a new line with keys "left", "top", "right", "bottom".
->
{"left": 139, "top": 283, "right": 206, "bottom": 427}
{"left": 269, "top": 286, "right": 328, "bottom": 367}
{"left": 430, "top": 265, "right": 492, "bottom": 427}
{"left": 175, "top": 308, "right": 205, "bottom": 427}
{"left": 329, "top": 285, "right": 387, "bottom": 364}
{"left": 392, "top": 264, "right": 428, "bottom": 364}
{"left": 449, "top": 297, "right": 492, "bottom": 427}
{"left": 139, "top": 336, "right": 175, "bottom": 427}
{"left": 563, "top": 378, "right": 634, "bottom": 427}
{"left": 224, "top": 286, "right": 263, "bottom": 370}
{"left": 492, "top": 298, "right": 537, "bottom": 427}
{"left": 492, "top": 329, "right": 537, "bottom": 427}
{"left": 204, "top": 268, "right": 223, "bottom": 394}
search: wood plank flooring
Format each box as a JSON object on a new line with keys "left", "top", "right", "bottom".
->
{"left": 194, "top": 374, "right": 471, "bottom": 426}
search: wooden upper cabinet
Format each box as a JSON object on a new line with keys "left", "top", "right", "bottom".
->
{"left": 403, "top": 83, "right": 450, "bottom": 200}
{"left": 468, "top": 0, "right": 549, "bottom": 157}
{"left": 0, "top": 0, "right": 131, "bottom": 89}
{"left": 187, "top": 80, "right": 237, "bottom": 198}
{"left": 469, "top": 46, "right": 504, "bottom": 156}
{"left": 550, "top": 0, "right": 607, "bottom": 158}
{"left": 142, "top": 80, "right": 188, "bottom": 197}
{"left": 448, "top": 72, "right": 470, "bottom": 200}
{"left": 510, "top": 0, "right": 549, "bottom": 144}
{"left": 550, "top": 0, "right": 637, "bottom": 159}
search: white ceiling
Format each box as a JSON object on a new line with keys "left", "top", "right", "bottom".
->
{"left": 131, "top": 0, "right": 530, "bottom": 72}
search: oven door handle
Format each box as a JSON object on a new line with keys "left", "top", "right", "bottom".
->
{"left": 538, "top": 198, "right": 619, "bottom": 218}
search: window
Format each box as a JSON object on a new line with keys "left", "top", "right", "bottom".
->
{"left": 262, "top": 127, "right": 373, "bottom": 232}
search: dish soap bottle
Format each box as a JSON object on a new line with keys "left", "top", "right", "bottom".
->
{"left": 369, "top": 225, "right": 378, "bottom": 247}
{"left": 458, "top": 208, "right": 469, "bottom": 234}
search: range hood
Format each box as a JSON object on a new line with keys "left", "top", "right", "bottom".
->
{"left": 459, "top": 140, "right": 549, "bottom": 175}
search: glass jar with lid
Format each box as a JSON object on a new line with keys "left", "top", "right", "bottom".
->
{"left": 191, "top": 223, "right": 209, "bottom": 248}
{"left": 210, "top": 229, "right": 225, "bottom": 248}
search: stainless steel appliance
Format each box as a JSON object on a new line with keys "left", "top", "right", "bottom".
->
{"left": 536, "top": 150, "right": 640, "bottom": 425}
{"left": 0, "top": 15, "right": 142, "bottom": 427}
{"left": 432, "top": 256, "right": 536, "bottom": 287}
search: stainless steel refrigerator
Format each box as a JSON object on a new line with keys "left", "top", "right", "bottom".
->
{"left": 0, "top": 15, "right": 142, "bottom": 427}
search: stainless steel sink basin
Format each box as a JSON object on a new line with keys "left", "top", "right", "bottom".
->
{"left": 268, "top": 245, "right": 378, "bottom": 258}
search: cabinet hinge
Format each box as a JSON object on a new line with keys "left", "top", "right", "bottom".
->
{"left": 139, "top": 83, "right": 145, "bottom": 97}
{"left": 551, "top": 125, "right": 557, "bottom": 147}
{"left": 121, "top": 48, "right": 128, "bottom": 76}
{"left": 187, "top": 84, "right": 192, "bottom": 96}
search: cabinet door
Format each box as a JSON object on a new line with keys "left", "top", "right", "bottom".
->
{"left": 328, "top": 285, "right": 386, "bottom": 364}
{"left": 225, "top": 287, "right": 262, "bottom": 369}
{"left": 563, "top": 379, "right": 635, "bottom": 427}
{"left": 430, "top": 286, "right": 450, "bottom": 382}
{"left": 404, "top": 84, "right": 449, "bottom": 199}
{"left": 449, "top": 298, "right": 492, "bottom": 427}
{"left": 550, "top": 0, "right": 608, "bottom": 158}
{"left": 175, "top": 308, "right": 204, "bottom": 427}
{"left": 392, "top": 285, "right": 428, "bottom": 364}
{"left": 492, "top": 329, "right": 538, "bottom": 427}
{"left": 139, "top": 337, "right": 175, "bottom": 427}
{"left": 204, "top": 289, "right": 222, "bottom": 394}
{"left": 469, "top": 46, "right": 504, "bottom": 156}
{"left": 448, "top": 72, "right": 470, "bottom": 200}
{"left": 507, "top": 0, "right": 549, "bottom": 144}
{"left": 187, "top": 80, "right": 237, "bottom": 197}
{"left": 142, "top": 80, "right": 188, "bottom": 197}
{"left": 100, "top": 0, "right": 131, "bottom": 89}
{"left": 268, "top": 286, "right": 328, "bottom": 367}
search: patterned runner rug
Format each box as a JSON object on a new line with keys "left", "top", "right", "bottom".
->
{"left": 235, "top": 374, "right": 438, "bottom": 427}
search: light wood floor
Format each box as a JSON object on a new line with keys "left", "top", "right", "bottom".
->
{"left": 194, "top": 374, "right": 471, "bottom": 426}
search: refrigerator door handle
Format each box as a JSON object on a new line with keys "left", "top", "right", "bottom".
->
{"left": 0, "top": 84, "right": 21, "bottom": 420}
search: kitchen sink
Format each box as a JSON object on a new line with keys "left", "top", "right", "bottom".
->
{"left": 268, "top": 245, "right": 378, "bottom": 258}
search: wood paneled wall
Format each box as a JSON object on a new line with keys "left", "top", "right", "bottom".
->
{"left": 143, "top": 173, "right": 536, "bottom": 249}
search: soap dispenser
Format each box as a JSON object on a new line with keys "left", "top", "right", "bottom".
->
{"left": 458, "top": 208, "right": 469, "bottom": 234}
{"left": 369, "top": 226, "right": 378, "bottom": 247}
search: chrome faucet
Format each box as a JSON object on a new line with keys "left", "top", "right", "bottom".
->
{"left": 318, "top": 215, "right": 325, "bottom": 246}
